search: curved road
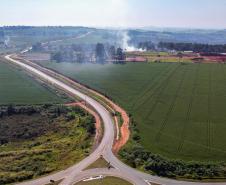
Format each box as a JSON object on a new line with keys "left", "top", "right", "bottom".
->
{"left": 5, "top": 55, "right": 226, "bottom": 185}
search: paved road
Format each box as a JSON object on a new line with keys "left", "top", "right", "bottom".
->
{"left": 20, "top": 31, "right": 94, "bottom": 54}
{"left": 5, "top": 55, "right": 226, "bottom": 185}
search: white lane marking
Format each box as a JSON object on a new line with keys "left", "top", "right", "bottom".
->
{"left": 144, "top": 179, "right": 152, "bottom": 185}
{"left": 82, "top": 175, "right": 104, "bottom": 182}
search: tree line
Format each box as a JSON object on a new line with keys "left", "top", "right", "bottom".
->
{"left": 49, "top": 43, "right": 126, "bottom": 64}
{"left": 158, "top": 42, "right": 226, "bottom": 53}
{"left": 138, "top": 41, "right": 226, "bottom": 53}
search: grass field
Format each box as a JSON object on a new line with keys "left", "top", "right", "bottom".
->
{"left": 39, "top": 61, "right": 226, "bottom": 162}
{"left": 75, "top": 176, "right": 132, "bottom": 185}
{"left": 0, "top": 61, "right": 65, "bottom": 105}
{"left": 85, "top": 158, "right": 109, "bottom": 170}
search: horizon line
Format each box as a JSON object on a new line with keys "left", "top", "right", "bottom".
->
{"left": 0, "top": 25, "right": 225, "bottom": 31}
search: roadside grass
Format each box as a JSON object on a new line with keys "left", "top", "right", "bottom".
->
{"left": 39, "top": 62, "right": 226, "bottom": 163}
{"left": 0, "top": 60, "right": 66, "bottom": 105}
{"left": 74, "top": 176, "right": 132, "bottom": 185}
{"left": 85, "top": 157, "right": 109, "bottom": 170}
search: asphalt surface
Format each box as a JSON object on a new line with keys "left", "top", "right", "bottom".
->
{"left": 5, "top": 55, "right": 226, "bottom": 185}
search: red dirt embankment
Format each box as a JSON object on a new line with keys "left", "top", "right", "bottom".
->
{"left": 113, "top": 109, "right": 130, "bottom": 153}
{"left": 66, "top": 102, "right": 102, "bottom": 149}
{"left": 66, "top": 87, "right": 130, "bottom": 153}
{"left": 88, "top": 91, "right": 130, "bottom": 154}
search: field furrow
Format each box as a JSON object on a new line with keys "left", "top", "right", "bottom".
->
{"left": 131, "top": 64, "right": 172, "bottom": 109}
{"left": 138, "top": 65, "right": 181, "bottom": 120}
{"left": 155, "top": 66, "right": 187, "bottom": 142}
{"left": 177, "top": 64, "right": 200, "bottom": 152}
{"left": 207, "top": 65, "right": 212, "bottom": 151}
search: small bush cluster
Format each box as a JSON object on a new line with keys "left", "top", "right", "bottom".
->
{"left": 0, "top": 104, "right": 96, "bottom": 184}
{"left": 0, "top": 105, "right": 69, "bottom": 144}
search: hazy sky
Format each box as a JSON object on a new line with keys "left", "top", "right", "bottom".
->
{"left": 1, "top": 0, "right": 226, "bottom": 29}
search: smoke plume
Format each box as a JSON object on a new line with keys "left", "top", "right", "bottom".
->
{"left": 4, "top": 36, "right": 10, "bottom": 47}
{"left": 121, "top": 31, "right": 145, "bottom": 52}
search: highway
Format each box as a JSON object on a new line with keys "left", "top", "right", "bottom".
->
{"left": 5, "top": 55, "right": 226, "bottom": 185}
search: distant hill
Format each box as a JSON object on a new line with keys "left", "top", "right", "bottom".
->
{"left": 0, "top": 26, "right": 226, "bottom": 49}
{"left": 128, "top": 29, "right": 226, "bottom": 45}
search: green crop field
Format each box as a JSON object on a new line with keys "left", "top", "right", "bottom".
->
{"left": 39, "top": 61, "right": 226, "bottom": 162}
{"left": 0, "top": 61, "right": 66, "bottom": 105}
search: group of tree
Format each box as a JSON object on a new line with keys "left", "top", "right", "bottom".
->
{"left": 51, "top": 52, "right": 63, "bottom": 63}
{"left": 51, "top": 44, "right": 86, "bottom": 63}
{"left": 32, "top": 42, "right": 43, "bottom": 52}
{"left": 95, "top": 43, "right": 126, "bottom": 64}
{"left": 158, "top": 42, "right": 226, "bottom": 53}
{"left": 95, "top": 43, "right": 106, "bottom": 63}
{"left": 51, "top": 50, "right": 86, "bottom": 63}
{"left": 107, "top": 45, "right": 126, "bottom": 61}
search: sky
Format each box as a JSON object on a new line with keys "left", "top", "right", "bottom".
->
{"left": 1, "top": 0, "right": 226, "bottom": 29}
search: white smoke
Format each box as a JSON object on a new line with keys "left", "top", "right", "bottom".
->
{"left": 121, "top": 31, "right": 145, "bottom": 52}
{"left": 4, "top": 36, "right": 10, "bottom": 47}
{"left": 108, "top": 0, "right": 145, "bottom": 52}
